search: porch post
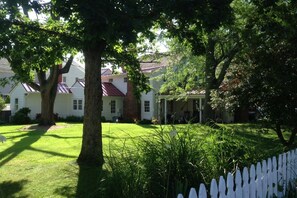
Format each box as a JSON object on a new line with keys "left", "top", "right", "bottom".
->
{"left": 164, "top": 99, "right": 167, "bottom": 124}
{"left": 199, "top": 98, "right": 202, "bottom": 123}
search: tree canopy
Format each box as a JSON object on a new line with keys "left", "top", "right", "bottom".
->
{"left": 216, "top": 0, "right": 297, "bottom": 146}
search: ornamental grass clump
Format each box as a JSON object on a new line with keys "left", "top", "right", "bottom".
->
{"left": 139, "top": 125, "right": 206, "bottom": 198}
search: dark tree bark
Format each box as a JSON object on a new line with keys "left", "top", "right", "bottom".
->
{"left": 203, "top": 36, "right": 239, "bottom": 123}
{"left": 275, "top": 123, "right": 297, "bottom": 147}
{"left": 39, "top": 67, "right": 58, "bottom": 126}
{"left": 203, "top": 37, "right": 217, "bottom": 123}
{"left": 77, "top": 43, "right": 105, "bottom": 167}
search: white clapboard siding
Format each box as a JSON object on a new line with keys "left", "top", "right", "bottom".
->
{"left": 177, "top": 148, "right": 297, "bottom": 198}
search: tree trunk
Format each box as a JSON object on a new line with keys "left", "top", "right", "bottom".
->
{"left": 37, "top": 66, "right": 59, "bottom": 126}
{"left": 39, "top": 86, "right": 57, "bottom": 126}
{"left": 203, "top": 37, "right": 217, "bottom": 123}
{"left": 275, "top": 123, "right": 297, "bottom": 147}
{"left": 77, "top": 44, "right": 105, "bottom": 167}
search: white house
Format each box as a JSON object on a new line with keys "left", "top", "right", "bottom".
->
{"left": 10, "top": 83, "right": 72, "bottom": 119}
{"left": 71, "top": 79, "right": 124, "bottom": 120}
{"left": 10, "top": 79, "right": 125, "bottom": 121}
{"left": 9, "top": 57, "right": 236, "bottom": 123}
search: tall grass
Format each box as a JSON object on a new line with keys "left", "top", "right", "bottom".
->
{"left": 101, "top": 124, "right": 281, "bottom": 198}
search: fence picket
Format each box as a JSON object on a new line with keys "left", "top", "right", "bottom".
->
{"left": 210, "top": 179, "right": 218, "bottom": 198}
{"left": 235, "top": 169, "right": 242, "bottom": 198}
{"left": 189, "top": 188, "right": 198, "bottom": 198}
{"left": 177, "top": 194, "right": 184, "bottom": 198}
{"left": 272, "top": 156, "right": 278, "bottom": 196}
{"left": 282, "top": 153, "right": 287, "bottom": 196}
{"left": 278, "top": 154, "right": 283, "bottom": 197}
{"left": 250, "top": 164, "right": 256, "bottom": 198}
{"left": 177, "top": 149, "right": 297, "bottom": 198}
{"left": 199, "top": 184, "right": 207, "bottom": 198}
{"left": 219, "top": 176, "right": 226, "bottom": 198}
{"left": 261, "top": 160, "right": 268, "bottom": 198}
{"left": 255, "top": 162, "right": 262, "bottom": 198}
{"left": 226, "top": 173, "right": 235, "bottom": 198}
{"left": 242, "top": 167, "right": 249, "bottom": 198}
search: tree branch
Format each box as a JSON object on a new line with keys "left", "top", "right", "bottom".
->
{"left": 27, "top": 81, "right": 40, "bottom": 91}
{"left": 216, "top": 44, "right": 239, "bottom": 86}
{"left": 59, "top": 56, "right": 74, "bottom": 74}
{"left": 0, "top": 18, "right": 80, "bottom": 44}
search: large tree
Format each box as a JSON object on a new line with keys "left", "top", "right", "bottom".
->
{"left": 1, "top": 0, "right": 161, "bottom": 166}
{"left": 159, "top": 0, "right": 241, "bottom": 122}
{"left": 215, "top": 0, "right": 297, "bottom": 147}
{"left": 238, "top": 0, "right": 297, "bottom": 147}
{"left": 51, "top": 0, "right": 163, "bottom": 166}
{"left": 0, "top": 0, "right": 75, "bottom": 125}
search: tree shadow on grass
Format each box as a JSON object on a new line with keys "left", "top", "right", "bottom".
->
{"left": 0, "top": 125, "right": 77, "bottom": 167}
{"left": 0, "top": 125, "right": 49, "bottom": 167}
{"left": 0, "top": 180, "right": 29, "bottom": 198}
{"left": 55, "top": 165, "right": 105, "bottom": 198}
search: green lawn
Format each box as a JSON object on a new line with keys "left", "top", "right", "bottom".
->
{"left": 0, "top": 123, "right": 292, "bottom": 197}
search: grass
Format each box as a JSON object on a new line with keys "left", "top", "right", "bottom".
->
{"left": 0, "top": 123, "right": 294, "bottom": 197}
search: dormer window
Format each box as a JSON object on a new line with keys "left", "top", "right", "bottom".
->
{"left": 109, "top": 79, "right": 113, "bottom": 83}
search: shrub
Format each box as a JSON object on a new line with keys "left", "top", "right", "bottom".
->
{"left": 202, "top": 127, "right": 258, "bottom": 180}
{"left": 11, "top": 107, "right": 31, "bottom": 124}
{"left": 0, "top": 97, "right": 5, "bottom": 111}
{"left": 103, "top": 147, "right": 145, "bottom": 198}
{"left": 4, "top": 95, "right": 10, "bottom": 104}
{"left": 139, "top": 126, "right": 205, "bottom": 198}
{"left": 138, "top": 119, "right": 152, "bottom": 125}
{"left": 64, "top": 115, "right": 83, "bottom": 123}
{"left": 101, "top": 116, "right": 106, "bottom": 122}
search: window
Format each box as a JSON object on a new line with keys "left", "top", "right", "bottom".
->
{"left": 78, "top": 100, "right": 83, "bottom": 110}
{"left": 124, "top": 77, "right": 128, "bottom": 82}
{"left": 109, "top": 78, "right": 113, "bottom": 83}
{"left": 73, "top": 100, "right": 77, "bottom": 110}
{"left": 15, "top": 98, "right": 19, "bottom": 111}
{"left": 73, "top": 99, "right": 83, "bottom": 110}
{"left": 144, "top": 101, "right": 150, "bottom": 112}
{"left": 111, "top": 100, "right": 116, "bottom": 113}
{"left": 62, "top": 76, "right": 66, "bottom": 83}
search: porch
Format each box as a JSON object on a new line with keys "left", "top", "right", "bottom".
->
{"left": 157, "top": 95, "right": 205, "bottom": 124}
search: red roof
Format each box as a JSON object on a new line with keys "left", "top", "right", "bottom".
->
{"left": 76, "top": 80, "right": 124, "bottom": 97}
{"left": 22, "top": 83, "right": 72, "bottom": 94}
{"left": 102, "top": 82, "right": 125, "bottom": 97}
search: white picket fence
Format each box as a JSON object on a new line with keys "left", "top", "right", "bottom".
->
{"left": 177, "top": 148, "right": 297, "bottom": 198}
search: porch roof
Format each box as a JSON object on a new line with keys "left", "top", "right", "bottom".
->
{"left": 158, "top": 89, "right": 205, "bottom": 100}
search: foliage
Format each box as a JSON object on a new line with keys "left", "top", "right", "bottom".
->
{"left": 63, "top": 115, "right": 84, "bottom": 123}
{"left": 139, "top": 126, "right": 205, "bottom": 198}
{"left": 0, "top": 97, "right": 5, "bottom": 111}
{"left": 203, "top": 127, "right": 257, "bottom": 180}
{"left": 159, "top": 40, "right": 205, "bottom": 97}
{"left": 221, "top": 0, "right": 297, "bottom": 146}
{"left": 11, "top": 107, "right": 31, "bottom": 125}
{"left": 103, "top": 147, "right": 145, "bottom": 198}
{"left": 4, "top": 95, "right": 10, "bottom": 104}
{"left": 158, "top": 0, "right": 242, "bottom": 122}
